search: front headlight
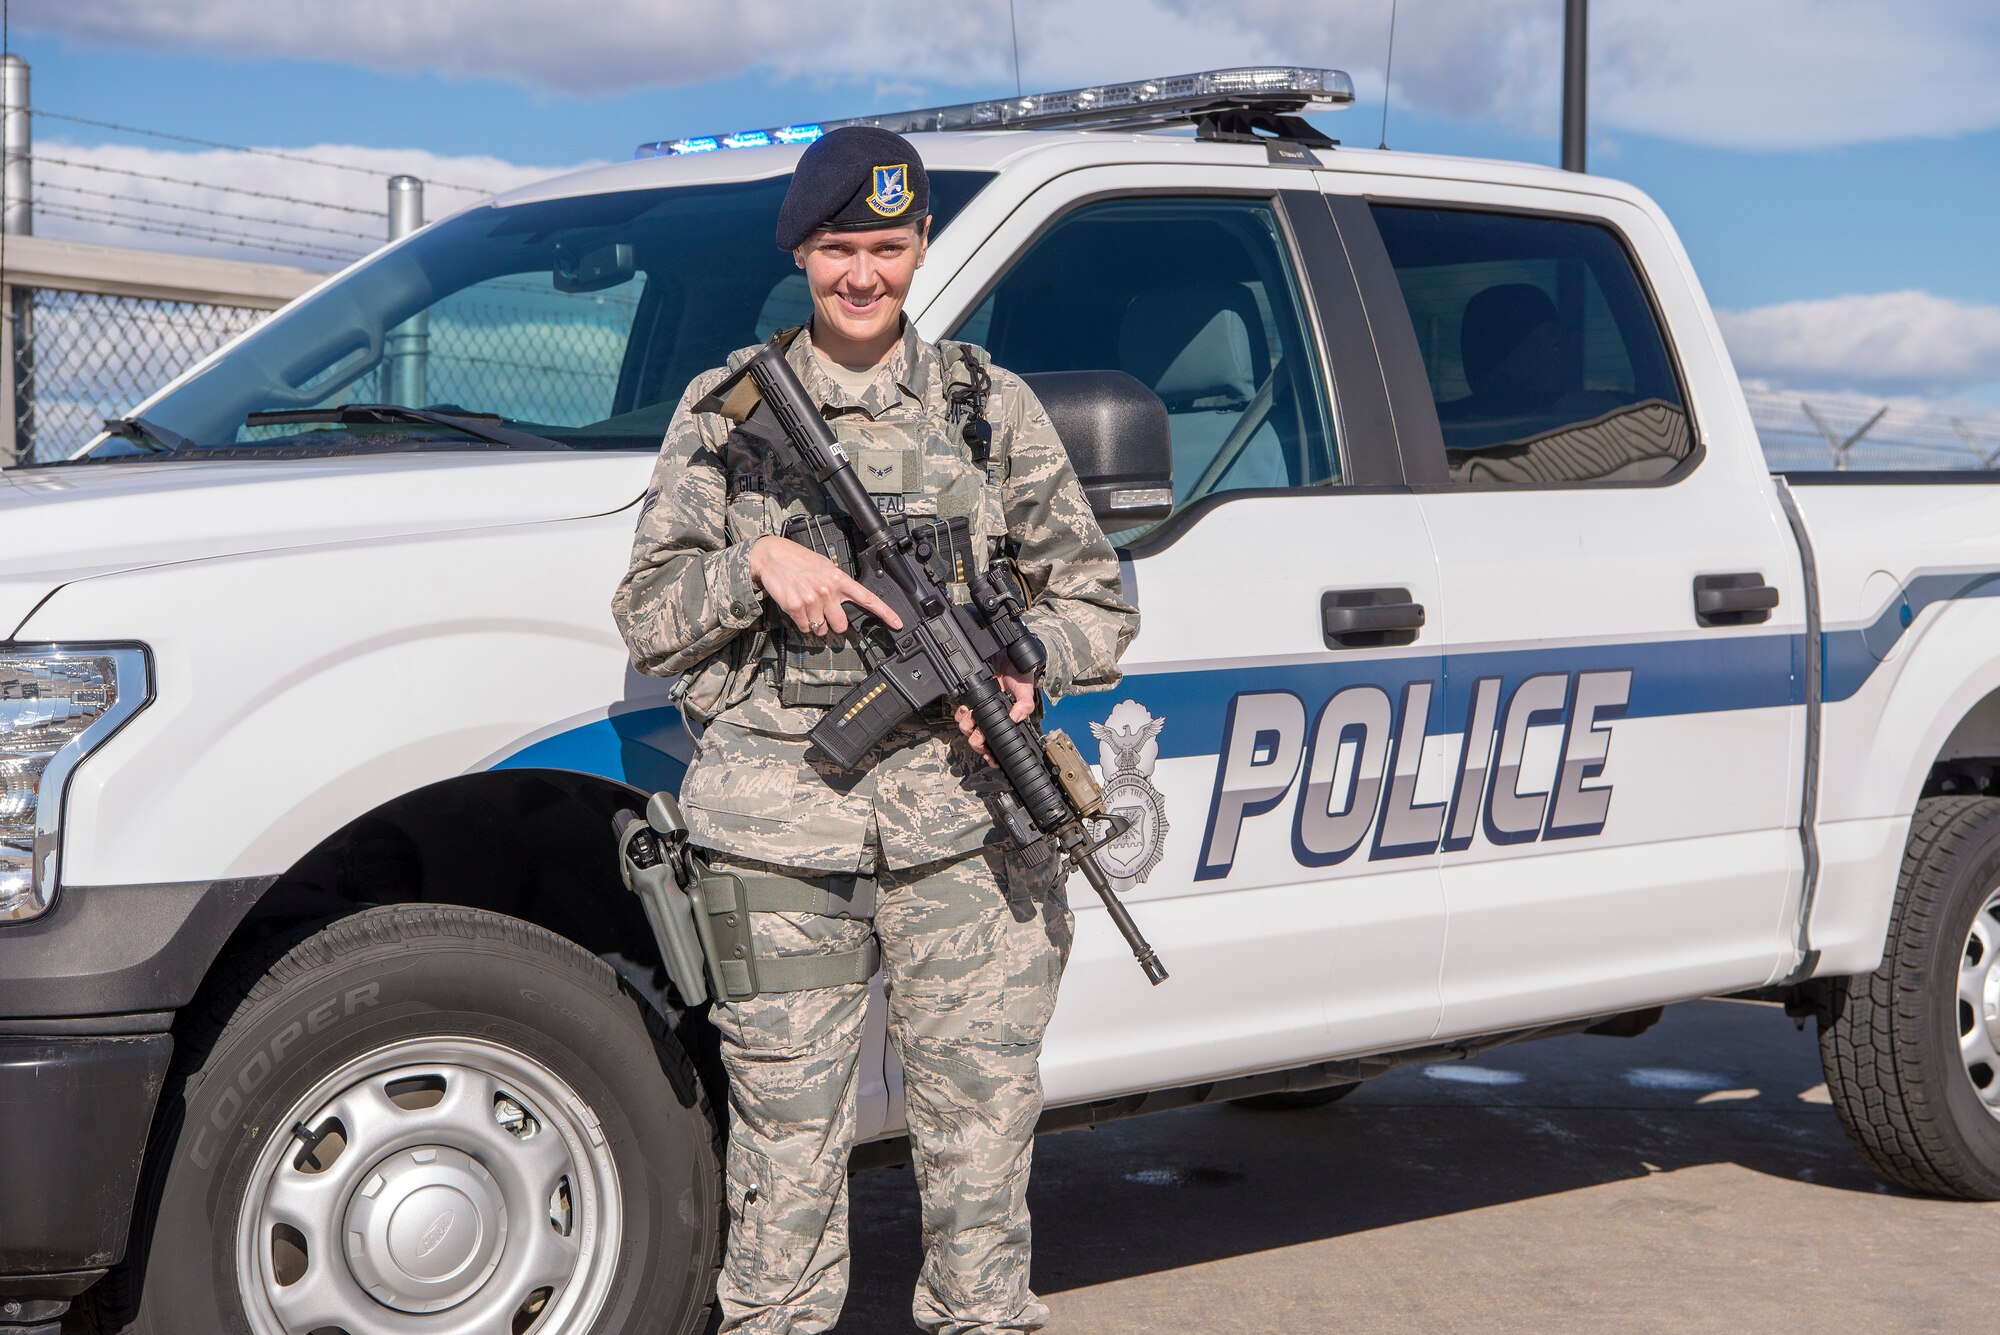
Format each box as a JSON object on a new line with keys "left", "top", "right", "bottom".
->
{"left": 1, "top": 645, "right": 151, "bottom": 922}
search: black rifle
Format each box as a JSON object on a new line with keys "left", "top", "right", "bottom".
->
{"left": 695, "top": 336, "right": 1167, "bottom": 985}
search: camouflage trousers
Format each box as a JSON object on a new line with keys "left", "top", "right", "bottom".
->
{"left": 708, "top": 836, "right": 1072, "bottom": 1334}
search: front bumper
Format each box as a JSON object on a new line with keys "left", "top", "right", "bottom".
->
{"left": 0, "top": 1030, "right": 171, "bottom": 1283}
{"left": 0, "top": 875, "right": 274, "bottom": 1291}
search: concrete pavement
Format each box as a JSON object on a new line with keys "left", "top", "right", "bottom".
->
{"left": 831, "top": 998, "right": 2000, "bottom": 1332}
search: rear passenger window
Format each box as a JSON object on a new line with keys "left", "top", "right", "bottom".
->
{"left": 1371, "top": 205, "right": 1692, "bottom": 486}
{"left": 951, "top": 196, "right": 1337, "bottom": 512}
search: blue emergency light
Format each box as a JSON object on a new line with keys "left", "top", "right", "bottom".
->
{"left": 633, "top": 67, "right": 1352, "bottom": 159}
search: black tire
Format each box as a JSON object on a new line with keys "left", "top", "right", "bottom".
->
{"left": 1819, "top": 795, "right": 2000, "bottom": 1198}
{"left": 79, "top": 904, "right": 722, "bottom": 1334}
{"left": 1231, "top": 1082, "right": 1361, "bottom": 1112}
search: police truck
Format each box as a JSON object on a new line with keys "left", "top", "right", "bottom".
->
{"left": 3, "top": 67, "right": 1997, "bottom": 1335}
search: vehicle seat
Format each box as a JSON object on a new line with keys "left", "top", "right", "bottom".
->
{"left": 1118, "top": 284, "right": 1284, "bottom": 500}
{"left": 1440, "top": 282, "right": 1689, "bottom": 483}
{"left": 1444, "top": 283, "right": 1565, "bottom": 427}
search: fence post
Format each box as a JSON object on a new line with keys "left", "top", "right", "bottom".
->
{"left": 1801, "top": 399, "right": 1886, "bottom": 472}
{"left": 383, "top": 175, "right": 427, "bottom": 407}
{"left": 2, "top": 54, "right": 28, "bottom": 466}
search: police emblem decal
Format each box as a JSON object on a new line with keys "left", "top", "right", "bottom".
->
{"left": 1090, "top": 700, "right": 1170, "bottom": 891}
{"left": 867, "top": 164, "right": 913, "bottom": 217}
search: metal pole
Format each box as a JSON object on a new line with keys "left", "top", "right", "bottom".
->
{"left": 0, "top": 284, "right": 14, "bottom": 469}
{"left": 4, "top": 55, "right": 33, "bottom": 464}
{"left": 2, "top": 55, "right": 29, "bottom": 238}
{"left": 1561, "top": 0, "right": 1587, "bottom": 172}
{"left": 383, "top": 175, "right": 427, "bottom": 406}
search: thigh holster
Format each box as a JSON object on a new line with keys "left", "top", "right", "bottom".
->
{"left": 617, "top": 794, "right": 879, "bottom": 1006}
{"left": 691, "top": 865, "right": 880, "bottom": 1002}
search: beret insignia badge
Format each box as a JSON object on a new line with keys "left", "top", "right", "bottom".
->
{"left": 867, "top": 164, "right": 913, "bottom": 217}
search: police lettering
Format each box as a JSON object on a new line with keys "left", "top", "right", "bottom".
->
{"left": 1196, "top": 669, "right": 1633, "bottom": 880}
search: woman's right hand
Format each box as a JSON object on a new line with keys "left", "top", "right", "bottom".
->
{"left": 749, "top": 534, "right": 903, "bottom": 638}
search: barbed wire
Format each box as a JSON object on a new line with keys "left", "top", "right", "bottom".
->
{"left": 38, "top": 180, "right": 383, "bottom": 243}
{"left": 29, "top": 153, "right": 385, "bottom": 217}
{"left": 30, "top": 107, "right": 492, "bottom": 194}
{"left": 32, "top": 203, "right": 367, "bottom": 265}
{"left": 1745, "top": 389, "right": 2000, "bottom": 471}
{"left": 35, "top": 197, "right": 370, "bottom": 261}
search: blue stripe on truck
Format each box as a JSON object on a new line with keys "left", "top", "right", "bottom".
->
{"left": 493, "top": 706, "right": 690, "bottom": 794}
{"left": 488, "top": 570, "right": 2000, "bottom": 789}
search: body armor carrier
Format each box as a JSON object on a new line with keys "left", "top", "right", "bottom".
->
{"left": 763, "top": 338, "right": 1006, "bottom": 711}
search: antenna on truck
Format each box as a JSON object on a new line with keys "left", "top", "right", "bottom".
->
{"left": 1379, "top": 0, "right": 1399, "bottom": 150}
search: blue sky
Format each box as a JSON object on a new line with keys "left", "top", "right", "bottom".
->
{"left": 8, "top": 0, "right": 2000, "bottom": 409}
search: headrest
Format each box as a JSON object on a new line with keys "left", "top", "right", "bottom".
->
{"left": 1118, "top": 285, "right": 1257, "bottom": 410}
{"left": 1460, "top": 283, "right": 1561, "bottom": 401}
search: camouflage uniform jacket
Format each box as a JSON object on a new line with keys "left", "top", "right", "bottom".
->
{"left": 613, "top": 319, "right": 1138, "bottom": 873}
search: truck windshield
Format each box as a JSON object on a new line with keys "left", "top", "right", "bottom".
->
{"left": 75, "top": 170, "right": 991, "bottom": 460}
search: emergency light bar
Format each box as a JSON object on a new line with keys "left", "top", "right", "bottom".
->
{"left": 635, "top": 66, "right": 1354, "bottom": 159}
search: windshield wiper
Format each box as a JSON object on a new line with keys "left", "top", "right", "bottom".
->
{"left": 102, "top": 415, "right": 199, "bottom": 454}
{"left": 244, "top": 404, "right": 573, "bottom": 451}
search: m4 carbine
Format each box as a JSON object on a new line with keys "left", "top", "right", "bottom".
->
{"left": 693, "top": 335, "right": 1168, "bottom": 986}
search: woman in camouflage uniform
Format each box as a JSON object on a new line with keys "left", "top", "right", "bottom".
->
{"left": 612, "top": 126, "right": 1136, "bottom": 1334}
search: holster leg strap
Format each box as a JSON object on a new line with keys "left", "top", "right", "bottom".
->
{"left": 734, "top": 870, "right": 879, "bottom": 920}
{"left": 751, "top": 938, "right": 882, "bottom": 993}
{"left": 700, "top": 865, "right": 881, "bottom": 998}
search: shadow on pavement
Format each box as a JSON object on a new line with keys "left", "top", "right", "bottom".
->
{"left": 822, "top": 997, "right": 1900, "bottom": 1329}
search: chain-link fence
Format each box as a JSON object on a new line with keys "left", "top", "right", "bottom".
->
{"left": 333, "top": 281, "right": 639, "bottom": 428}
{"left": 10, "top": 287, "right": 269, "bottom": 464}
{"left": 12, "top": 278, "right": 642, "bottom": 463}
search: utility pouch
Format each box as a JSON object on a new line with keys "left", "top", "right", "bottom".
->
{"left": 775, "top": 511, "right": 979, "bottom": 710}
{"left": 780, "top": 511, "right": 978, "bottom": 595}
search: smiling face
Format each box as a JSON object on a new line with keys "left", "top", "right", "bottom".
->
{"left": 794, "top": 217, "right": 929, "bottom": 361}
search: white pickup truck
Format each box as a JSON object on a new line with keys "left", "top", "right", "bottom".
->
{"left": 4, "top": 67, "right": 1998, "bottom": 1335}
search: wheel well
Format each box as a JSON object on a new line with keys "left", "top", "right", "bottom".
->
{"left": 1926, "top": 685, "right": 2000, "bottom": 799}
{"left": 206, "top": 769, "right": 683, "bottom": 1019}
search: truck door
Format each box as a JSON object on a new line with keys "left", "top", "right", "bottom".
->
{"left": 919, "top": 170, "right": 1447, "bottom": 1103}
{"left": 1321, "top": 182, "right": 1807, "bottom": 1035}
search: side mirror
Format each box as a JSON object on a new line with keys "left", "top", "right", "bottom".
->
{"left": 1021, "top": 370, "right": 1175, "bottom": 526}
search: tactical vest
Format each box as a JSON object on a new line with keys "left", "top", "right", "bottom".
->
{"left": 680, "top": 332, "right": 1006, "bottom": 721}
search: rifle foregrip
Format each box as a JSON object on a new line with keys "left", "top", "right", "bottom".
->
{"left": 965, "top": 678, "right": 1067, "bottom": 834}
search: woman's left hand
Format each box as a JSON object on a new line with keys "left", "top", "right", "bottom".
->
{"left": 955, "top": 664, "right": 1038, "bottom": 765}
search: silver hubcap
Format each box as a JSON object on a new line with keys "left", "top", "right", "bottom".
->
{"left": 1960, "top": 888, "right": 2000, "bottom": 1117}
{"left": 235, "top": 1037, "right": 621, "bottom": 1335}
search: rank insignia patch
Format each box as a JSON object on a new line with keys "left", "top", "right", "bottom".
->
{"left": 868, "top": 164, "right": 913, "bottom": 217}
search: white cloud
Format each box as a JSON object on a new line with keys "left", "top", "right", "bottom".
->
{"left": 1717, "top": 290, "right": 2000, "bottom": 397}
{"left": 21, "top": 0, "right": 2000, "bottom": 150}
{"left": 1156, "top": 0, "right": 2000, "bottom": 150}
{"left": 17, "top": 0, "right": 1011, "bottom": 100}
{"left": 26, "top": 140, "right": 594, "bottom": 269}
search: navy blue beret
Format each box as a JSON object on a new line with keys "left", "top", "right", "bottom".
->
{"left": 776, "top": 126, "right": 929, "bottom": 251}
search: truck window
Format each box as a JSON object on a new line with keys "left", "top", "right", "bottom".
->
{"left": 329, "top": 270, "right": 647, "bottom": 428}
{"left": 84, "top": 171, "right": 991, "bottom": 457}
{"left": 1370, "top": 205, "right": 1692, "bottom": 486}
{"left": 951, "top": 196, "right": 1337, "bottom": 511}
